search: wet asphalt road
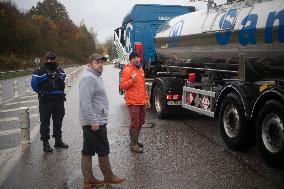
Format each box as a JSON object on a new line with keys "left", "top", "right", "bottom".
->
{"left": 1, "top": 65, "right": 283, "bottom": 189}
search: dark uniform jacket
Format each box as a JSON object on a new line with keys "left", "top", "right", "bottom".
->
{"left": 31, "top": 65, "right": 66, "bottom": 100}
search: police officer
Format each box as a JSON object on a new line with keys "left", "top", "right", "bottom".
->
{"left": 31, "top": 52, "right": 68, "bottom": 152}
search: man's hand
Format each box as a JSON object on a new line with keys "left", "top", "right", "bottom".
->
{"left": 91, "top": 124, "right": 100, "bottom": 132}
{"left": 131, "top": 73, "right": 136, "bottom": 81}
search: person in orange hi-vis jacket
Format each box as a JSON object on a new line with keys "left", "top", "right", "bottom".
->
{"left": 120, "top": 51, "right": 150, "bottom": 153}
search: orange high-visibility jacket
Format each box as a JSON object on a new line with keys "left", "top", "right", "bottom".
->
{"left": 120, "top": 63, "right": 149, "bottom": 106}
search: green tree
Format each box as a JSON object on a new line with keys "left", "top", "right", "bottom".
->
{"left": 15, "top": 15, "right": 41, "bottom": 55}
{"left": 0, "top": 2, "right": 19, "bottom": 54}
{"left": 29, "top": 0, "right": 70, "bottom": 23}
{"left": 74, "top": 23, "right": 96, "bottom": 61}
{"left": 56, "top": 18, "right": 77, "bottom": 58}
{"left": 0, "top": 0, "right": 100, "bottom": 70}
{"left": 32, "top": 15, "right": 59, "bottom": 54}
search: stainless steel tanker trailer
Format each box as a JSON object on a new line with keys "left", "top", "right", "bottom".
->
{"left": 114, "top": 0, "right": 284, "bottom": 168}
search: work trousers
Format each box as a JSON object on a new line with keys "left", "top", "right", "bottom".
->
{"left": 39, "top": 98, "right": 65, "bottom": 141}
{"left": 128, "top": 105, "right": 146, "bottom": 128}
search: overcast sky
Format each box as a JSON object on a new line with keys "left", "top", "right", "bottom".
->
{"left": 12, "top": 0, "right": 224, "bottom": 43}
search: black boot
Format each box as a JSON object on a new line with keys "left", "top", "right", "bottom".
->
{"left": 129, "top": 128, "right": 143, "bottom": 153}
{"left": 54, "top": 139, "right": 69, "bottom": 148}
{"left": 43, "top": 141, "right": 53, "bottom": 152}
{"left": 137, "top": 127, "right": 144, "bottom": 148}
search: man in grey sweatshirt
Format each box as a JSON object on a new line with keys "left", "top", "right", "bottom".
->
{"left": 79, "top": 53, "right": 125, "bottom": 188}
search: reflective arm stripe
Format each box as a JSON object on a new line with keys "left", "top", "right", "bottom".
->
{"left": 31, "top": 75, "right": 43, "bottom": 93}
{"left": 32, "top": 73, "right": 47, "bottom": 78}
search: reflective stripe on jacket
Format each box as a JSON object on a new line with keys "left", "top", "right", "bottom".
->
{"left": 120, "top": 63, "right": 148, "bottom": 106}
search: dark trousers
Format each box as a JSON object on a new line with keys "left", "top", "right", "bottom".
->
{"left": 39, "top": 99, "right": 65, "bottom": 141}
{"left": 128, "top": 105, "right": 146, "bottom": 128}
{"left": 82, "top": 125, "right": 110, "bottom": 157}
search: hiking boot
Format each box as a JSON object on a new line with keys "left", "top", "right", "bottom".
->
{"left": 98, "top": 156, "right": 126, "bottom": 185}
{"left": 137, "top": 128, "right": 143, "bottom": 148}
{"left": 130, "top": 144, "right": 143, "bottom": 153}
{"left": 54, "top": 139, "right": 69, "bottom": 148}
{"left": 129, "top": 142, "right": 143, "bottom": 148}
{"left": 137, "top": 141, "right": 144, "bottom": 148}
{"left": 43, "top": 141, "right": 53, "bottom": 152}
{"left": 81, "top": 155, "right": 104, "bottom": 188}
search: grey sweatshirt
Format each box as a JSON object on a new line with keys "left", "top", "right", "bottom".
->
{"left": 79, "top": 67, "right": 109, "bottom": 126}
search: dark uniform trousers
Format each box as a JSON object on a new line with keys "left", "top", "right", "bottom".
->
{"left": 39, "top": 97, "right": 65, "bottom": 141}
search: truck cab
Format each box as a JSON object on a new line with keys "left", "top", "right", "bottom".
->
{"left": 114, "top": 4, "right": 195, "bottom": 75}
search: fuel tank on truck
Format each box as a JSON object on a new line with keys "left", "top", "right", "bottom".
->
{"left": 155, "top": 0, "right": 284, "bottom": 80}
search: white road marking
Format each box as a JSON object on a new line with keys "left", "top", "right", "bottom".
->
{"left": 18, "top": 94, "right": 37, "bottom": 100}
{"left": 0, "top": 125, "right": 40, "bottom": 186}
{"left": 0, "top": 114, "right": 39, "bottom": 123}
{"left": 0, "top": 105, "right": 38, "bottom": 113}
{"left": 2, "top": 99, "right": 38, "bottom": 106}
{"left": 0, "top": 67, "right": 82, "bottom": 186}
{"left": 0, "top": 128, "right": 19, "bottom": 137}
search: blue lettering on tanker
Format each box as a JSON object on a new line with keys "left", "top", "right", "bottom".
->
{"left": 215, "top": 30, "right": 232, "bottom": 45}
{"left": 215, "top": 9, "right": 237, "bottom": 45}
{"left": 238, "top": 14, "right": 258, "bottom": 45}
{"left": 125, "top": 24, "right": 134, "bottom": 53}
{"left": 265, "top": 10, "right": 284, "bottom": 43}
{"left": 219, "top": 9, "right": 237, "bottom": 29}
{"left": 168, "top": 20, "right": 184, "bottom": 47}
{"left": 216, "top": 10, "right": 284, "bottom": 45}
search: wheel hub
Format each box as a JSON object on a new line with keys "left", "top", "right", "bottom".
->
{"left": 223, "top": 105, "right": 240, "bottom": 138}
{"left": 262, "top": 113, "right": 284, "bottom": 153}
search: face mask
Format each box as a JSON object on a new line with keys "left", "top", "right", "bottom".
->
{"left": 44, "top": 62, "right": 57, "bottom": 70}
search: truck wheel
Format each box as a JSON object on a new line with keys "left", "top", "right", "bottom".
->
{"left": 219, "top": 93, "right": 252, "bottom": 150}
{"left": 153, "top": 85, "right": 166, "bottom": 118}
{"left": 256, "top": 100, "right": 284, "bottom": 169}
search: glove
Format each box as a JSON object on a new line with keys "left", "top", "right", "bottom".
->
{"left": 59, "top": 74, "right": 65, "bottom": 80}
{"left": 59, "top": 71, "right": 66, "bottom": 80}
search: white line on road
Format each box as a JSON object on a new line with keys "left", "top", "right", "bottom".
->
{"left": 0, "top": 114, "right": 39, "bottom": 123}
{"left": 2, "top": 99, "right": 38, "bottom": 106}
{"left": 0, "top": 128, "right": 19, "bottom": 137}
{"left": 0, "top": 105, "right": 38, "bottom": 113}
{"left": 18, "top": 94, "right": 37, "bottom": 100}
{"left": 0, "top": 124, "right": 40, "bottom": 186}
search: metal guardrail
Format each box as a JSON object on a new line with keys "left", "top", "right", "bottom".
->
{"left": 65, "top": 66, "right": 83, "bottom": 88}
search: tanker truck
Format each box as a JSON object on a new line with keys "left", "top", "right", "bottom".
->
{"left": 114, "top": 0, "right": 284, "bottom": 168}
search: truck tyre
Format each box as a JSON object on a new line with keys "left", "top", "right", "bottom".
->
{"left": 153, "top": 85, "right": 166, "bottom": 118}
{"left": 256, "top": 100, "right": 284, "bottom": 169}
{"left": 219, "top": 93, "right": 252, "bottom": 151}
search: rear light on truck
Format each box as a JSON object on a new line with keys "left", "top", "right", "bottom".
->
{"left": 166, "top": 94, "right": 181, "bottom": 100}
{"left": 135, "top": 42, "right": 144, "bottom": 63}
{"left": 188, "top": 73, "right": 196, "bottom": 83}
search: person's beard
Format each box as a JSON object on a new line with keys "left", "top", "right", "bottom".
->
{"left": 97, "top": 66, "right": 103, "bottom": 73}
{"left": 92, "top": 64, "right": 103, "bottom": 74}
